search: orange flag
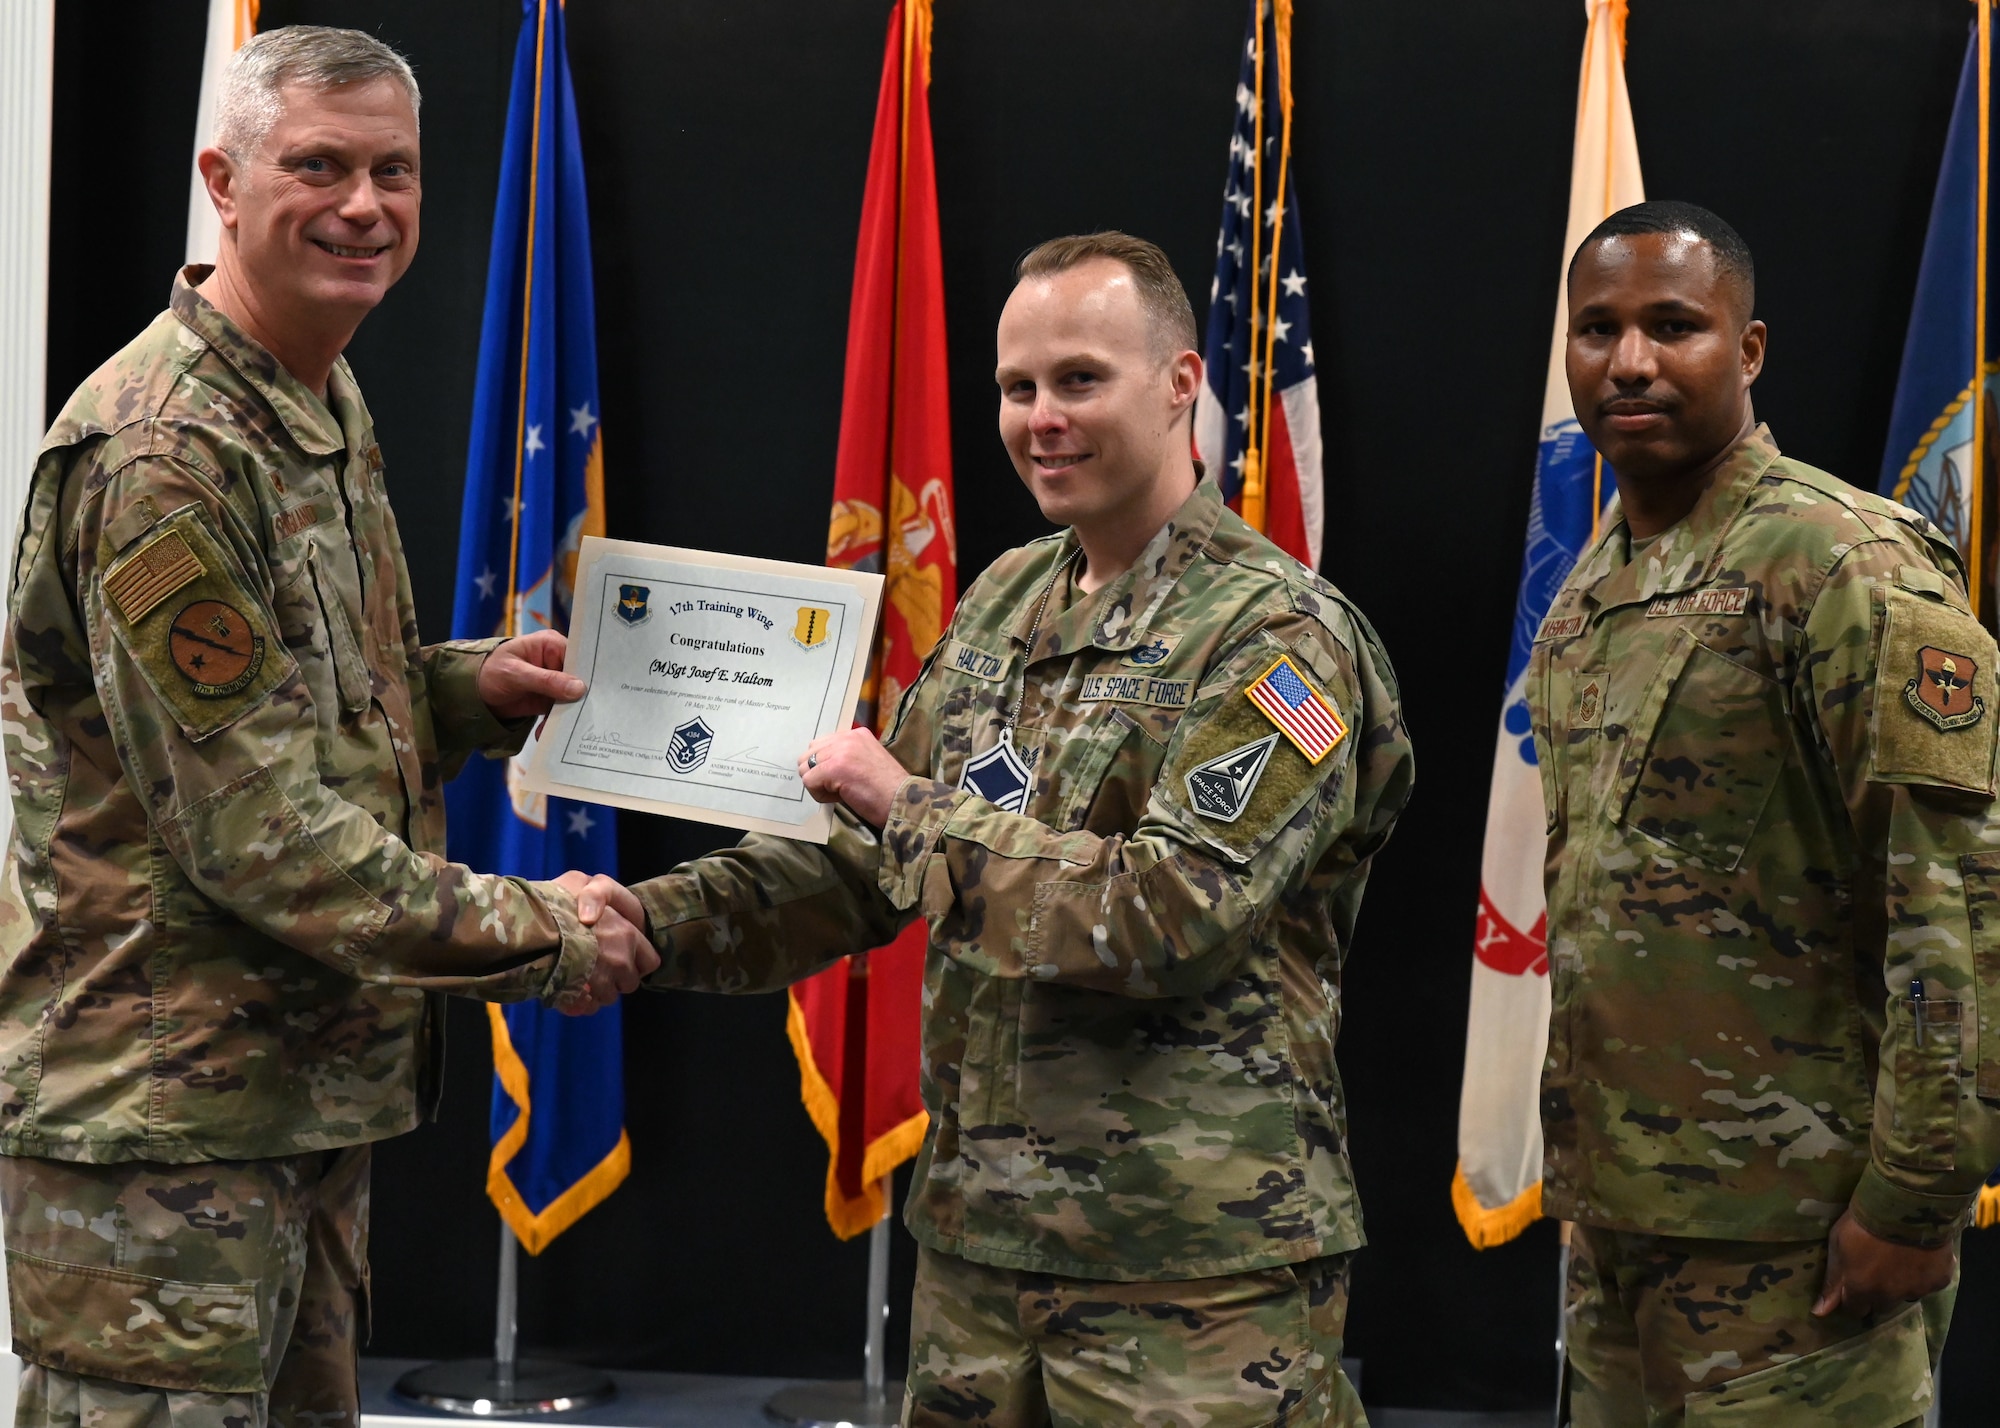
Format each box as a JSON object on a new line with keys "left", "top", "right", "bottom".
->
{"left": 791, "top": 0, "right": 954, "bottom": 1239}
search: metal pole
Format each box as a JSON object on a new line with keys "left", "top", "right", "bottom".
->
{"left": 1553, "top": 1222, "right": 1572, "bottom": 1428}
{"left": 863, "top": 1179, "right": 892, "bottom": 1408}
{"left": 496, "top": 1222, "right": 520, "bottom": 1402}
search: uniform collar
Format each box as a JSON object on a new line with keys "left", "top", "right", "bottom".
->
{"left": 1577, "top": 423, "right": 1782, "bottom": 613}
{"left": 1007, "top": 477, "right": 1224, "bottom": 658}
{"left": 170, "top": 266, "right": 347, "bottom": 458}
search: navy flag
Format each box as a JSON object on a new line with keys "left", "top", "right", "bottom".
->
{"left": 447, "top": 0, "right": 626, "bottom": 1255}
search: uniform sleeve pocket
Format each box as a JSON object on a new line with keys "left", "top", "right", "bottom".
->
{"left": 6, "top": 1249, "right": 265, "bottom": 1394}
{"left": 1680, "top": 1302, "right": 1933, "bottom": 1425}
{"left": 1618, "top": 633, "right": 1785, "bottom": 872}
{"left": 1880, "top": 994, "right": 1963, "bottom": 1173}
{"left": 1956, "top": 849, "right": 2000, "bottom": 1103}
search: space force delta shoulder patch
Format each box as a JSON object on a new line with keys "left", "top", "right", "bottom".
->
{"left": 1185, "top": 733, "right": 1280, "bottom": 823}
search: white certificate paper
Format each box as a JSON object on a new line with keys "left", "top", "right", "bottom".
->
{"left": 518, "top": 538, "right": 883, "bottom": 843}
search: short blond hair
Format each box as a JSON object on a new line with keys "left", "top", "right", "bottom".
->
{"left": 214, "top": 26, "right": 420, "bottom": 159}
{"left": 1015, "top": 232, "right": 1199, "bottom": 358}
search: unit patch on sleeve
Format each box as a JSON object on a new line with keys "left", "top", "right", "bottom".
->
{"left": 104, "top": 530, "right": 205, "bottom": 624}
{"left": 1871, "top": 585, "right": 2000, "bottom": 795}
{"left": 1907, "top": 646, "right": 1985, "bottom": 731}
{"left": 169, "top": 600, "right": 266, "bottom": 697}
{"left": 1244, "top": 654, "right": 1347, "bottom": 763}
{"left": 1184, "top": 733, "right": 1280, "bottom": 823}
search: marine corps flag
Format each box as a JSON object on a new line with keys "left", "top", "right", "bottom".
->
{"left": 800, "top": 0, "right": 953, "bottom": 1239}
{"left": 186, "top": 0, "right": 257, "bottom": 265}
{"left": 447, "top": 0, "right": 626, "bottom": 1255}
{"left": 1880, "top": 13, "right": 1996, "bottom": 620}
{"left": 1454, "top": 0, "right": 1642, "bottom": 1248}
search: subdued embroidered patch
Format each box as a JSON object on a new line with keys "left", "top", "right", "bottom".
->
{"left": 940, "top": 638, "right": 1009, "bottom": 681}
{"left": 1872, "top": 586, "right": 1999, "bottom": 794}
{"left": 272, "top": 502, "right": 326, "bottom": 543}
{"left": 1572, "top": 673, "right": 1606, "bottom": 730}
{"left": 1077, "top": 673, "right": 1192, "bottom": 708}
{"left": 104, "top": 530, "right": 205, "bottom": 624}
{"left": 169, "top": 600, "right": 266, "bottom": 698}
{"left": 1537, "top": 613, "right": 1586, "bottom": 642}
{"left": 1646, "top": 587, "right": 1750, "bottom": 618}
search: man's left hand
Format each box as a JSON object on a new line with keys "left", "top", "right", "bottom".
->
{"left": 1813, "top": 1209, "right": 1956, "bottom": 1319}
{"left": 480, "top": 628, "right": 586, "bottom": 721}
{"left": 800, "top": 727, "right": 907, "bottom": 828}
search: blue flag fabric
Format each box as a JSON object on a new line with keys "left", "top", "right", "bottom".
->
{"left": 447, "top": 0, "right": 627, "bottom": 1256}
{"left": 1880, "top": 25, "right": 1989, "bottom": 558}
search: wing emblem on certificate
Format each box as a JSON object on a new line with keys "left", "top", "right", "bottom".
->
{"left": 518, "top": 538, "right": 883, "bottom": 843}
{"left": 793, "top": 606, "right": 833, "bottom": 650}
{"left": 615, "top": 584, "right": 652, "bottom": 626}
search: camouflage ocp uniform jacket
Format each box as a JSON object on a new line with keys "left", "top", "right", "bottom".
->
{"left": 1531, "top": 425, "right": 2000, "bottom": 1249}
{"left": 0, "top": 270, "right": 598, "bottom": 1165}
{"left": 635, "top": 478, "right": 1413, "bottom": 1280}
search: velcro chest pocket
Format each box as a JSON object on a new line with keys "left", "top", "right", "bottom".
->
{"left": 1617, "top": 627, "right": 1786, "bottom": 872}
{"left": 98, "top": 506, "right": 293, "bottom": 742}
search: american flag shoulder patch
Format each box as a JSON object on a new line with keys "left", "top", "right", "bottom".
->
{"left": 1244, "top": 654, "right": 1347, "bottom": 764}
{"left": 105, "top": 529, "right": 206, "bottom": 625}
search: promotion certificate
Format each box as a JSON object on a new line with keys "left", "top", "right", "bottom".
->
{"left": 518, "top": 538, "right": 882, "bottom": 843}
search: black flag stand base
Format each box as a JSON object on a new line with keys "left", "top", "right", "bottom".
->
{"left": 767, "top": 1181, "right": 902, "bottom": 1427}
{"left": 394, "top": 1223, "right": 615, "bottom": 1417}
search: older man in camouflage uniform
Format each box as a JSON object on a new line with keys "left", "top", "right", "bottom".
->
{"left": 0, "top": 27, "right": 652, "bottom": 1428}
{"left": 1532, "top": 200, "right": 2000, "bottom": 1425}
{"left": 573, "top": 233, "right": 1412, "bottom": 1426}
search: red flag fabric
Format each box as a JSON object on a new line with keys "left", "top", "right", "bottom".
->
{"left": 790, "top": 0, "right": 955, "bottom": 1240}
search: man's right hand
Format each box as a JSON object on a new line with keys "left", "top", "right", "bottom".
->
{"left": 557, "top": 895, "right": 658, "bottom": 1017}
{"left": 558, "top": 870, "right": 648, "bottom": 935}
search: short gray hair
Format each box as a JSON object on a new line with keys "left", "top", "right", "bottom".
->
{"left": 213, "top": 26, "right": 421, "bottom": 159}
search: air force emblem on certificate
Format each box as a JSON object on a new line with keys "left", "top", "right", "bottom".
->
{"left": 668, "top": 717, "right": 714, "bottom": 773}
{"left": 615, "top": 584, "right": 651, "bottom": 626}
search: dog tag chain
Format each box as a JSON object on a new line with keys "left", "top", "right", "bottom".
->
{"left": 958, "top": 549, "right": 1080, "bottom": 815}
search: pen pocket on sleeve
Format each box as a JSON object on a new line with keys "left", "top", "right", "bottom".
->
{"left": 1958, "top": 850, "right": 2000, "bottom": 1103}
{"left": 1882, "top": 993, "right": 1962, "bottom": 1173}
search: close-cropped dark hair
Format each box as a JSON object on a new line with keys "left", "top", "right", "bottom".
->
{"left": 1568, "top": 200, "right": 1756, "bottom": 315}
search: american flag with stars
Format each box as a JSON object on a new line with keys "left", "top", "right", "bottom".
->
{"left": 1248, "top": 655, "right": 1346, "bottom": 764}
{"left": 1192, "top": 0, "right": 1325, "bottom": 572}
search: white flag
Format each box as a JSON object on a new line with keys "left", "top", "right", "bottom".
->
{"left": 185, "top": 0, "right": 257, "bottom": 268}
{"left": 1454, "top": 0, "right": 1644, "bottom": 1248}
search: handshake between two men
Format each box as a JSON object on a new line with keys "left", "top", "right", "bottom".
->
{"left": 546, "top": 702, "right": 911, "bottom": 1015}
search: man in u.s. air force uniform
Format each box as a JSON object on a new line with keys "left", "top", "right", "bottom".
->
{"left": 1534, "top": 201, "right": 2000, "bottom": 1425}
{"left": 0, "top": 28, "right": 653, "bottom": 1428}
{"left": 569, "top": 233, "right": 1413, "bottom": 1426}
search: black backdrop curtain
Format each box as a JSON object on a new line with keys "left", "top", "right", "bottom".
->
{"left": 44, "top": 0, "right": 1998, "bottom": 1414}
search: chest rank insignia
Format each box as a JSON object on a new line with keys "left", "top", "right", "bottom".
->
{"left": 1572, "top": 675, "right": 1605, "bottom": 730}
{"left": 615, "top": 584, "right": 651, "bottom": 626}
{"left": 961, "top": 731, "right": 1032, "bottom": 814}
{"left": 1907, "top": 646, "right": 1986, "bottom": 731}
{"left": 169, "top": 600, "right": 265, "bottom": 698}
{"left": 1186, "top": 732, "right": 1280, "bottom": 823}
{"left": 667, "top": 717, "right": 714, "bottom": 773}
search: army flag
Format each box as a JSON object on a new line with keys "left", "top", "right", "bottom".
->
{"left": 186, "top": 0, "right": 258, "bottom": 265}
{"left": 795, "top": 0, "right": 952, "bottom": 1240}
{"left": 446, "top": 0, "right": 626, "bottom": 1256}
{"left": 1193, "top": 0, "right": 1324, "bottom": 571}
{"left": 1454, "top": 0, "right": 1642, "bottom": 1248}
{"left": 1879, "top": 16, "right": 1995, "bottom": 617}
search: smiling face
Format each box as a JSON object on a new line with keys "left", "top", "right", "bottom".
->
{"left": 994, "top": 258, "right": 1201, "bottom": 537}
{"left": 207, "top": 76, "right": 421, "bottom": 335}
{"left": 1565, "top": 231, "right": 1764, "bottom": 485}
